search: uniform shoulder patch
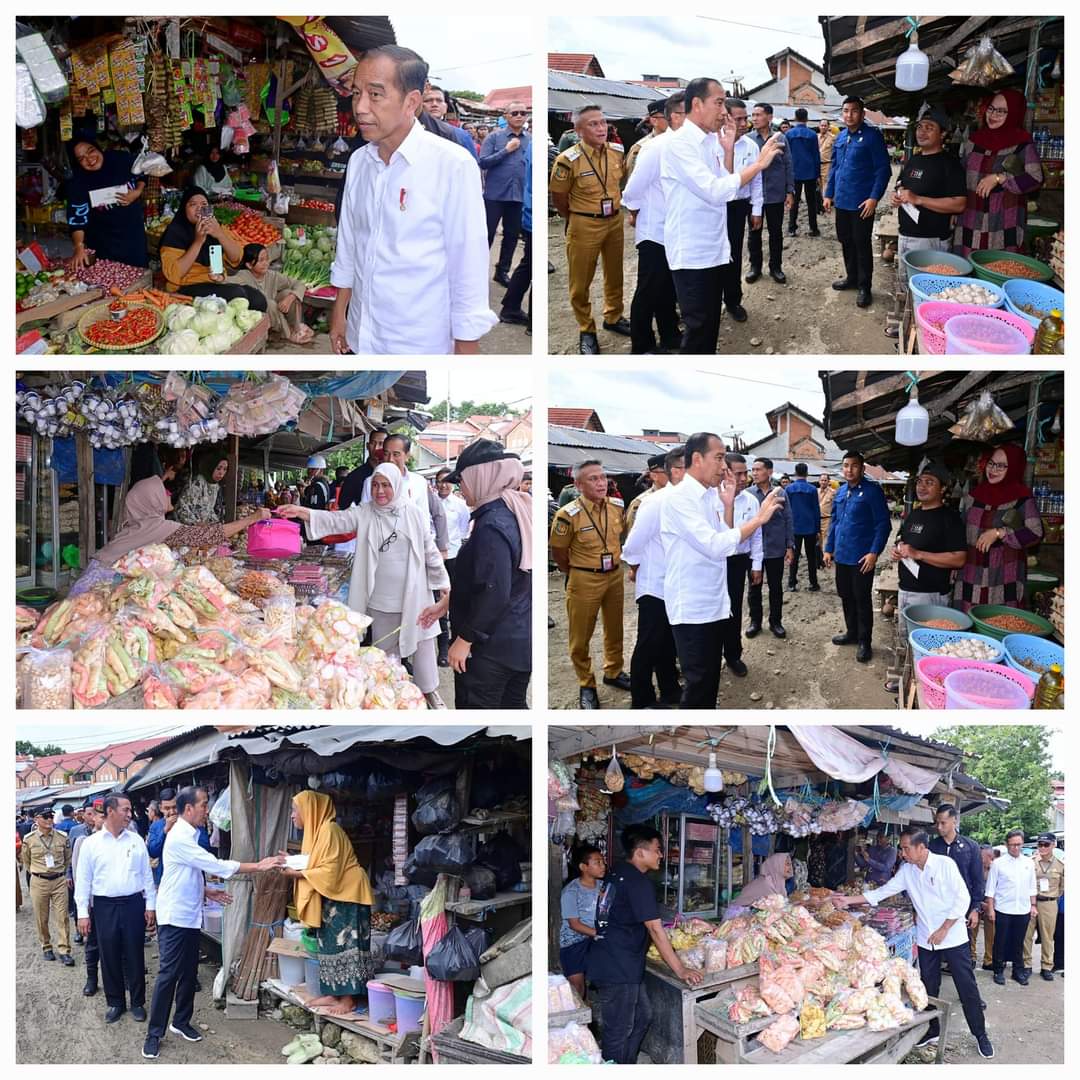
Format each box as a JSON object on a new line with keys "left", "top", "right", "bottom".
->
{"left": 610, "top": 497, "right": 625, "bottom": 508}
{"left": 553, "top": 162, "right": 571, "bottom": 181}
{"left": 608, "top": 142, "right": 624, "bottom": 153}
{"left": 564, "top": 145, "right": 582, "bottom": 162}
{"left": 553, "top": 519, "right": 571, "bottom": 536}
{"left": 564, "top": 503, "right": 582, "bottom": 517}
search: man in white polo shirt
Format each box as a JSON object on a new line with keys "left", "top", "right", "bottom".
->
{"left": 834, "top": 827, "right": 994, "bottom": 1058}
{"left": 984, "top": 828, "right": 1038, "bottom": 987}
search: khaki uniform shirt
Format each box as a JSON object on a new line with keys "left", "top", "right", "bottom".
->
{"left": 1034, "top": 855, "right": 1064, "bottom": 899}
{"left": 623, "top": 130, "right": 656, "bottom": 184}
{"left": 550, "top": 495, "right": 626, "bottom": 569}
{"left": 21, "top": 829, "right": 70, "bottom": 875}
{"left": 550, "top": 142, "right": 625, "bottom": 215}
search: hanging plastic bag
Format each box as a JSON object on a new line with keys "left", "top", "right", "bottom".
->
{"left": 413, "top": 830, "right": 475, "bottom": 874}
{"left": 476, "top": 831, "right": 525, "bottom": 890}
{"left": 220, "top": 126, "right": 235, "bottom": 152}
{"left": 208, "top": 786, "right": 232, "bottom": 832}
{"left": 411, "top": 790, "right": 460, "bottom": 836}
{"left": 131, "top": 136, "right": 173, "bottom": 177}
{"left": 403, "top": 852, "right": 439, "bottom": 888}
{"left": 331, "top": 135, "right": 350, "bottom": 156}
{"left": 949, "top": 35, "right": 1015, "bottom": 87}
{"left": 425, "top": 926, "right": 481, "bottom": 982}
{"left": 266, "top": 159, "right": 282, "bottom": 195}
{"left": 948, "top": 389, "right": 1014, "bottom": 441}
{"left": 16, "top": 64, "right": 46, "bottom": 129}
{"left": 384, "top": 917, "right": 424, "bottom": 965}
{"left": 605, "top": 748, "right": 625, "bottom": 792}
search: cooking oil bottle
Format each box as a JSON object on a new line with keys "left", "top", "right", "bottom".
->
{"left": 1033, "top": 310, "right": 1064, "bottom": 354}
{"left": 1034, "top": 663, "right": 1064, "bottom": 708}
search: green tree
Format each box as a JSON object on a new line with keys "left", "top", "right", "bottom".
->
{"left": 16, "top": 740, "right": 64, "bottom": 757}
{"left": 427, "top": 400, "right": 522, "bottom": 423}
{"left": 452, "top": 90, "right": 484, "bottom": 102}
{"left": 932, "top": 725, "right": 1055, "bottom": 842}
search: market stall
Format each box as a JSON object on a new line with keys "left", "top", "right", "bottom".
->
{"left": 14, "top": 369, "right": 446, "bottom": 711}
{"left": 821, "top": 369, "right": 1065, "bottom": 710}
{"left": 548, "top": 725, "right": 1000, "bottom": 1065}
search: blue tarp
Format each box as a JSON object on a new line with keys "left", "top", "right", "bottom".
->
{"left": 118, "top": 371, "right": 404, "bottom": 400}
{"left": 50, "top": 437, "right": 126, "bottom": 485}
{"left": 614, "top": 779, "right": 712, "bottom": 825}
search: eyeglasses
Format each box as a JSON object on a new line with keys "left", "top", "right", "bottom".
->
{"left": 986, "top": 460, "right": 1009, "bottom": 471}
{"left": 985, "top": 105, "right": 1009, "bottom": 117}
{"left": 378, "top": 530, "right": 398, "bottom": 552}
{"left": 508, "top": 111, "right": 527, "bottom": 117}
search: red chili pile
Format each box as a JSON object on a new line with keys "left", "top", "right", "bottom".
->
{"left": 82, "top": 307, "right": 159, "bottom": 347}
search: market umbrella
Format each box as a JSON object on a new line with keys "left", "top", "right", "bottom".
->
{"left": 419, "top": 875, "right": 455, "bottom": 1054}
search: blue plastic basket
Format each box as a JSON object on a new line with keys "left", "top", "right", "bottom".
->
{"left": 908, "top": 627, "right": 1004, "bottom": 665}
{"left": 1001, "top": 633, "right": 1064, "bottom": 679}
{"left": 909, "top": 273, "right": 1006, "bottom": 308}
{"left": 1001, "top": 280, "right": 1065, "bottom": 329}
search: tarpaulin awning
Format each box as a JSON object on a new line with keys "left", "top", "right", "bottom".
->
{"left": 222, "top": 725, "right": 529, "bottom": 758}
{"left": 123, "top": 729, "right": 233, "bottom": 791}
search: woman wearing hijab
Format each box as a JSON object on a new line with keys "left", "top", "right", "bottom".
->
{"left": 954, "top": 89, "right": 1043, "bottom": 256}
{"left": 66, "top": 139, "right": 149, "bottom": 270}
{"left": 726, "top": 853, "right": 792, "bottom": 916}
{"left": 68, "top": 472, "right": 269, "bottom": 596}
{"left": 159, "top": 187, "right": 265, "bottom": 309}
{"left": 441, "top": 439, "right": 532, "bottom": 709}
{"left": 275, "top": 463, "right": 451, "bottom": 708}
{"left": 192, "top": 147, "right": 234, "bottom": 199}
{"left": 173, "top": 449, "right": 228, "bottom": 526}
{"left": 230, "top": 244, "right": 314, "bottom": 344}
{"left": 279, "top": 791, "right": 374, "bottom": 1016}
{"left": 953, "top": 443, "right": 1043, "bottom": 612}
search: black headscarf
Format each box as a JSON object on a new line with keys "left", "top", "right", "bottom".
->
{"left": 159, "top": 186, "right": 213, "bottom": 265}
{"left": 203, "top": 149, "right": 228, "bottom": 183}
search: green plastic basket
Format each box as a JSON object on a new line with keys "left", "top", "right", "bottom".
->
{"left": 16, "top": 586, "right": 57, "bottom": 610}
{"left": 969, "top": 250, "right": 1055, "bottom": 287}
{"left": 968, "top": 604, "right": 1056, "bottom": 642}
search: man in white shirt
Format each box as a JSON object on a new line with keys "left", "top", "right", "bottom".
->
{"left": 659, "top": 78, "right": 783, "bottom": 353}
{"left": 143, "top": 787, "right": 281, "bottom": 1060}
{"left": 329, "top": 45, "right": 497, "bottom": 355}
{"left": 622, "top": 93, "right": 686, "bottom": 354}
{"left": 985, "top": 829, "right": 1038, "bottom": 987}
{"left": 721, "top": 453, "right": 764, "bottom": 677}
{"left": 660, "top": 432, "right": 781, "bottom": 706}
{"left": 75, "top": 794, "right": 156, "bottom": 1025}
{"left": 719, "top": 99, "right": 763, "bottom": 324}
{"left": 834, "top": 828, "right": 994, "bottom": 1058}
{"left": 435, "top": 466, "right": 472, "bottom": 665}
{"left": 622, "top": 445, "right": 685, "bottom": 708}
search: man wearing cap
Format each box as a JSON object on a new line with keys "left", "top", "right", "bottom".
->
{"left": 887, "top": 107, "right": 967, "bottom": 337}
{"left": 549, "top": 459, "right": 631, "bottom": 708}
{"left": 890, "top": 463, "right": 966, "bottom": 612}
{"left": 1023, "top": 834, "right": 1064, "bottom": 981}
{"left": 21, "top": 808, "right": 74, "bottom": 965}
{"left": 623, "top": 99, "right": 668, "bottom": 183}
{"left": 625, "top": 454, "right": 669, "bottom": 537}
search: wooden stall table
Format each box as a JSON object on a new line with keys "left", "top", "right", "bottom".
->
{"left": 225, "top": 311, "right": 271, "bottom": 354}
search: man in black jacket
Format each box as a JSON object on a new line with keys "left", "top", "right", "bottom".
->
{"left": 930, "top": 803, "right": 985, "bottom": 978}
{"left": 336, "top": 428, "right": 387, "bottom": 510}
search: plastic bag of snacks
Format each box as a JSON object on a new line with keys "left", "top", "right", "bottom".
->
{"left": 799, "top": 997, "right": 826, "bottom": 1040}
{"left": 758, "top": 1012, "right": 800, "bottom": 1053}
{"left": 112, "top": 543, "right": 178, "bottom": 579}
{"left": 703, "top": 937, "right": 728, "bottom": 973}
{"left": 949, "top": 389, "right": 1014, "bottom": 441}
{"left": 604, "top": 750, "right": 624, "bottom": 792}
{"left": 949, "top": 34, "right": 1015, "bottom": 86}
{"left": 24, "top": 647, "right": 73, "bottom": 709}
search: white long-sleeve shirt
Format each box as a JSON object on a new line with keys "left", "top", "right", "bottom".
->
{"left": 733, "top": 135, "right": 764, "bottom": 215}
{"left": 863, "top": 850, "right": 969, "bottom": 951}
{"left": 331, "top": 119, "right": 497, "bottom": 354}
{"left": 439, "top": 492, "right": 472, "bottom": 559}
{"left": 660, "top": 473, "right": 742, "bottom": 625}
{"left": 621, "top": 130, "right": 669, "bottom": 247}
{"left": 732, "top": 488, "right": 764, "bottom": 570}
{"left": 621, "top": 486, "right": 669, "bottom": 601}
{"left": 985, "top": 853, "right": 1038, "bottom": 915}
{"left": 74, "top": 826, "right": 156, "bottom": 919}
{"left": 156, "top": 817, "right": 239, "bottom": 929}
{"left": 659, "top": 118, "right": 742, "bottom": 270}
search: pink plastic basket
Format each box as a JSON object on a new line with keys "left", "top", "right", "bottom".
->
{"left": 915, "top": 655, "right": 1035, "bottom": 710}
{"left": 943, "top": 667, "right": 1031, "bottom": 709}
{"left": 915, "top": 302, "right": 1035, "bottom": 355}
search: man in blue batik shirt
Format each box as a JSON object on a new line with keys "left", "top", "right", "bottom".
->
{"left": 480, "top": 102, "right": 531, "bottom": 288}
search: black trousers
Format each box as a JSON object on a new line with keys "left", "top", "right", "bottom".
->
{"left": 437, "top": 557, "right": 457, "bottom": 655}
{"left": 789, "top": 534, "right": 819, "bottom": 588}
{"left": 993, "top": 911, "right": 1029, "bottom": 975}
{"left": 671, "top": 620, "right": 724, "bottom": 708}
{"left": 918, "top": 942, "right": 986, "bottom": 1040}
{"left": 501, "top": 228, "right": 532, "bottom": 315}
{"left": 630, "top": 240, "right": 679, "bottom": 353}
{"left": 596, "top": 981, "right": 653, "bottom": 1065}
{"left": 721, "top": 199, "right": 751, "bottom": 308}
{"left": 834, "top": 208, "right": 875, "bottom": 289}
{"left": 789, "top": 178, "right": 818, "bottom": 233}
{"left": 835, "top": 560, "right": 875, "bottom": 645}
{"left": 485, "top": 199, "right": 522, "bottom": 274}
{"left": 93, "top": 893, "right": 146, "bottom": 1009}
{"left": 630, "top": 594, "right": 680, "bottom": 707}
{"left": 1053, "top": 902, "right": 1064, "bottom": 970}
{"left": 454, "top": 654, "right": 530, "bottom": 709}
{"left": 148, "top": 924, "right": 200, "bottom": 1038}
{"left": 672, "top": 266, "right": 724, "bottom": 354}
{"left": 722, "top": 553, "right": 750, "bottom": 665}
{"left": 177, "top": 282, "right": 268, "bottom": 311}
{"left": 748, "top": 555, "right": 785, "bottom": 628}
{"left": 748, "top": 201, "right": 785, "bottom": 274}
{"left": 85, "top": 905, "right": 100, "bottom": 976}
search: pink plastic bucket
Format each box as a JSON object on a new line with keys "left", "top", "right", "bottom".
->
{"left": 247, "top": 518, "right": 302, "bottom": 558}
{"left": 366, "top": 980, "right": 397, "bottom": 1025}
{"left": 393, "top": 989, "right": 426, "bottom": 1034}
{"left": 944, "top": 667, "right": 1032, "bottom": 709}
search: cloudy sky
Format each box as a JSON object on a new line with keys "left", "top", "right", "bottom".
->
{"left": 548, "top": 15, "right": 826, "bottom": 90}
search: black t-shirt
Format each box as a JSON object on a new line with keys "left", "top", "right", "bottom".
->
{"left": 586, "top": 861, "right": 660, "bottom": 986}
{"left": 897, "top": 151, "right": 967, "bottom": 239}
{"left": 898, "top": 505, "right": 967, "bottom": 593}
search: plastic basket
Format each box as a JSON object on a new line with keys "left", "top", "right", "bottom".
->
{"left": 900, "top": 248, "right": 972, "bottom": 279}
{"left": 1001, "top": 633, "right": 1064, "bottom": 680}
{"left": 908, "top": 627, "right": 1004, "bottom": 665}
{"left": 943, "top": 667, "right": 1032, "bottom": 709}
{"left": 908, "top": 273, "right": 1005, "bottom": 308}
{"left": 901, "top": 603, "right": 972, "bottom": 640}
{"left": 944, "top": 313, "right": 1031, "bottom": 355}
{"left": 968, "top": 604, "right": 1056, "bottom": 642}
{"left": 915, "top": 655, "right": 1034, "bottom": 710}
{"left": 914, "top": 302, "right": 996, "bottom": 355}
{"left": 1001, "top": 279, "right": 1065, "bottom": 329}
{"left": 969, "top": 249, "right": 1055, "bottom": 286}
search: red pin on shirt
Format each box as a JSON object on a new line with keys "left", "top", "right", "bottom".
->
{"left": 399, "top": 187, "right": 407, "bottom": 212}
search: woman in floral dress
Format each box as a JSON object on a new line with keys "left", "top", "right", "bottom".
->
{"left": 173, "top": 449, "right": 228, "bottom": 525}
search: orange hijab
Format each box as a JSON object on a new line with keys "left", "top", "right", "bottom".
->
{"left": 293, "top": 790, "right": 373, "bottom": 928}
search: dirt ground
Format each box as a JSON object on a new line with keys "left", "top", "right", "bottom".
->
{"left": 548, "top": 522, "right": 909, "bottom": 710}
{"left": 547, "top": 164, "right": 903, "bottom": 356}
{"left": 14, "top": 899, "right": 288, "bottom": 1064}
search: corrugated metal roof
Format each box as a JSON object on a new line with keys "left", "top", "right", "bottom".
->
{"left": 549, "top": 425, "right": 663, "bottom": 474}
{"left": 549, "top": 71, "right": 667, "bottom": 100}
{"left": 549, "top": 71, "right": 667, "bottom": 121}
{"left": 550, "top": 425, "right": 660, "bottom": 453}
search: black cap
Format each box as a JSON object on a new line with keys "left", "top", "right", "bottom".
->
{"left": 1037, "top": 832, "right": 1057, "bottom": 844}
{"left": 647, "top": 454, "right": 666, "bottom": 470}
{"left": 918, "top": 106, "right": 951, "bottom": 131}
{"left": 34, "top": 807, "right": 53, "bottom": 818}
{"left": 646, "top": 100, "right": 665, "bottom": 116}
{"left": 917, "top": 462, "right": 950, "bottom": 485}
{"left": 444, "top": 438, "right": 520, "bottom": 485}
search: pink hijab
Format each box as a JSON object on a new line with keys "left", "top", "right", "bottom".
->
{"left": 458, "top": 458, "right": 533, "bottom": 572}
{"left": 735, "top": 853, "right": 793, "bottom": 906}
{"left": 94, "top": 476, "right": 182, "bottom": 566}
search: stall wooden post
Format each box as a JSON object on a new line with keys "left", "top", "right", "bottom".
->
{"left": 76, "top": 432, "right": 95, "bottom": 568}
{"left": 271, "top": 58, "right": 287, "bottom": 163}
{"left": 111, "top": 447, "right": 132, "bottom": 540}
{"left": 1023, "top": 375, "right": 1044, "bottom": 481}
{"left": 225, "top": 435, "right": 240, "bottom": 521}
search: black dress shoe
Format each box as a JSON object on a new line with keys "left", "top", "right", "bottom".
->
{"left": 726, "top": 304, "right": 748, "bottom": 323}
{"left": 787, "top": 581, "right": 798, "bottom": 591}
{"left": 493, "top": 269, "right": 511, "bottom": 287}
{"left": 83, "top": 979, "right": 98, "bottom": 996}
{"left": 74, "top": 933, "right": 84, "bottom": 945}
{"left": 131, "top": 1006, "right": 147, "bottom": 1022}
{"left": 727, "top": 659, "right": 748, "bottom": 677}
{"left": 745, "top": 268, "right": 761, "bottom": 284}
{"left": 1012, "top": 974, "right": 1029, "bottom": 986}
{"left": 602, "top": 317, "right": 632, "bottom": 336}
{"left": 579, "top": 332, "right": 600, "bottom": 354}
{"left": 856, "top": 288, "right": 873, "bottom": 308}
{"left": 993, "top": 972, "right": 1005, "bottom": 985}
{"left": 1041, "top": 969, "right": 1055, "bottom": 981}
{"left": 832, "top": 278, "right": 855, "bottom": 291}
{"left": 548, "top": 261, "right": 555, "bottom": 274}
{"left": 746, "top": 623, "right": 762, "bottom": 639}
{"left": 105, "top": 1006, "right": 126, "bottom": 1024}
{"left": 579, "top": 687, "right": 600, "bottom": 709}
{"left": 43, "top": 949, "right": 56, "bottom": 961}
{"left": 808, "top": 230, "right": 821, "bottom": 237}
{"left": 808, "top": 584, "right": 821, "bottom": 591}
{"left": 769, "top": 270, "right": 787, "bottom": 284}
{"left": 787, "top": 229, "right": 797, "bottom": 236}
{"left": 832, "top": 634, "right": 858, "bottom": 646}
{"left": 980, "top": 999, "right": 986, "bottom": 1008}
{"left": 61, "top": 954, "right": 75, "bottom": 966}
{"left": 770, "top": 623, "right": 787, "bottom": 639}
{"left": 659, "top": 336, "right": 682, "bottom": 352}
{"left": 603, "top": 672, "right": 632, "bottom": 692}
{"left": 982, "top": 963, "right": 995, "bottom": 971}
{"left": 856, "top": 643, "right": 872, "bottom": 663}
{"left": 437, "top": 654, "right": 449, "bottom": 667}
{"left": 499, "top": 308, "right": 528, "bottom": 325}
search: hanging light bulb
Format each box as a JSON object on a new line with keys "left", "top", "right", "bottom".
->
{"left": 704, "top": 751, "right": 725, "bottom": 793}
{"left": 1051, "top": 52, "right": 1062, "bottom": 81}
{"left": 896, "top": 386, "right": 929, "bottom": 446}
{"left": 895, "top": 26, "right": 930, "bottom": 92}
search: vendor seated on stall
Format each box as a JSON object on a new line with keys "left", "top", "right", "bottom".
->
{"left": 855, "top": 831, "right": 899, "bottom": 887}
{"left": 560, "top": 844, "right": 606, "bottom": 1001}
{"left": 724, "top": 853, "right": 793, "bottom": 918}
{"left": 192, "top": 148, "right": 234, "bottom": 200}
{"left": 230, "top": 244, "right": 314, "bottom": 345}
{"left": 159, "top": 187, "right": 266, "bottom": 311}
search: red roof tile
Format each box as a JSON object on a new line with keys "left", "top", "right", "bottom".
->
{"left": 548, "top": 53, "right": 605, "bottom": 77}
{"left": 484, "top": 86, "right": 533, "bottom": 110}
{"left": 549, "top": 408, "right": 603, "bottom": 431}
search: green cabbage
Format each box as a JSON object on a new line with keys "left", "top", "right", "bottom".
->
{"left": 166, "top": 304, "right": 197, "bottom": 330}
{"left": 158, "top": 328, "right": 203, "bottom": 354}
{"left": 227, "top": 296, "right": 250, "bottom": 313}
{"left": 236, "top": 310, "right": 263, "bottom": 332}
{"left": 191, "top": 310, "right": 224, "bottom": 337}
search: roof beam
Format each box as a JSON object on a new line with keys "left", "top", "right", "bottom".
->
{"left": 828, "top": 16, "right": 952, "bottom": 58}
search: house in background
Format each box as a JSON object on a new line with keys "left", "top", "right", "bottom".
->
{"left": 16, "top": 737, "right": 168, "bottom": 789}
{"left": 549, "top": 408, "right": 604, "bottom": 432}
{"left": 548, "top": 52, "right": 605, "bottom": 77}
{"left": 743, "top": 401, "right": 844, "bottom": 463}
{"left": 624, "top": 74, "right": 688, "bottom": 90}
{"left": 746, "top": 47, "right": 844, "bottom": 109}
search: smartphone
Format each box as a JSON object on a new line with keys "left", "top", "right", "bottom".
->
{"left": 209, "top": 244, "right": 223, "bottom": 276}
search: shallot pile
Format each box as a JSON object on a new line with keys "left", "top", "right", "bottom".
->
{"left": 932, "top": 283, "right": 998, "bottom": 305}
{"left": 930, "top": 638, "right": 998, "bottom": 660}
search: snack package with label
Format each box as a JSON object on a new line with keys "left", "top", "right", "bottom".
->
{"left": 605, "top": 752, "right": 624, "bottom": 792}
{"left": 758, "top": 1012, "right": 800, "bottom": 1054}
{"left": 32, "top": 591, "right": 109, "bottom": 648}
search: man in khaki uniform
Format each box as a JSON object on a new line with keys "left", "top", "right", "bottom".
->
{"left": 817, "top": 119, "right": 836, "bottom": 213}
{"left": 623, "top": 100, "right": 668, "bottom": 183}
{"left": 549, "top": 459, "right": 632, "bottom": 708}
{"left": 550, "top": 105, "right": 631, "bottom": 354}
{"left": 21, "top": 808, "right": 74, "bottom": 964}
{"left": 624, "top": 455, "right": 668, "bottom": 537}
{"left": 818, "top": 472, "right": 835, "bottom": 568}
{"left": 1023, "top": 833, "right": 1064, "bottom": 980}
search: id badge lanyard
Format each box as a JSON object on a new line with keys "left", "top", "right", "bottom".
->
{"left": 580, "top": 146, "right": 614, "bottom": 216}
{"left": 41, "top": 831, "right": 55, "bottom": 869}
{"left": 579, "top": 500, "right": 612, "bottom": 569}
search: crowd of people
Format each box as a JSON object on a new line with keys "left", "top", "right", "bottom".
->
{"left": 550, "top": 435, "right": 1043, "bottom": 708}
{"left": 550, "top": 78, "right": 1044, "bottom": 353}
